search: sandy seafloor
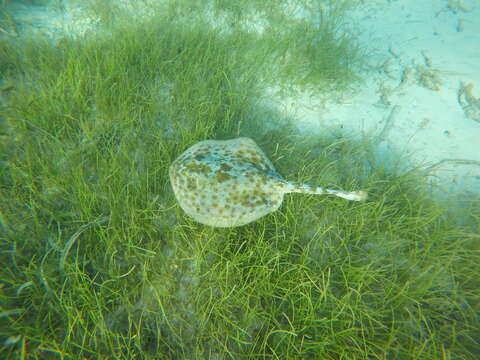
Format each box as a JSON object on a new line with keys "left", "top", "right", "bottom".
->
{"left": 3, "top": 0, "right": 480, "bottom": 197}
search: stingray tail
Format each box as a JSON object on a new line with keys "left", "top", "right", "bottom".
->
{"left": 284, "top": 182, "right": 368, "bottom": 201}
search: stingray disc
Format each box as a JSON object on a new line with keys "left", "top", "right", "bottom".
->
{"left": 169, "top": 137, "right": 367, "bottom": 227}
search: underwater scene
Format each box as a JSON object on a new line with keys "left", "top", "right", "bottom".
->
{"left": 0, "top": 0, "right": 479, "bottom": 358}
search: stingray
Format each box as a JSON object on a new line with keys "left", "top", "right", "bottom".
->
{"left": 169, "top": 137, "right": 367, "bottom": 227}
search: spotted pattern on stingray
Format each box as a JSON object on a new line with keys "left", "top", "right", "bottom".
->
{"left": 169, "top": 137, "right": 367, "bottom": 227}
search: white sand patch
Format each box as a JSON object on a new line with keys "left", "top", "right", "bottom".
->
{"left": 1, "top": 0, "right": 161, "bottom": 39}
{"left": 272, "top": 0, "right": 480, "bottom": 195}
{"left": 2, "top": 1, "right": 99, "bottom": 38}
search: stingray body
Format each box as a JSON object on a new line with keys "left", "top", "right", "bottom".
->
{"left": 169, "top": 137, "right": 367, "bottom": 227}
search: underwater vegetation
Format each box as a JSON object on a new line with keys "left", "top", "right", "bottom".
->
{"left": 0, "top": 0, "right": 479, "bottom": 359}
